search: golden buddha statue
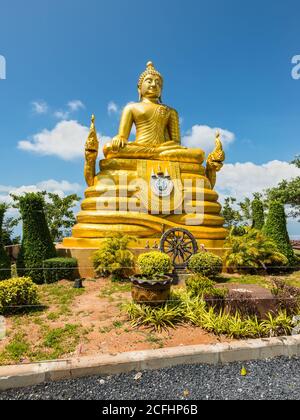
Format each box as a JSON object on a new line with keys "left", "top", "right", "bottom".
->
{"left": 103, "top": 62, "right": 204, "bottom": 164}
{"left": 62, "top": 61, "right": 227, "bottom": 256}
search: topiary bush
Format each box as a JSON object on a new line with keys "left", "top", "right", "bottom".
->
{"left": 262, "top": 201, "right": 295, "bottom": 266}
{"left": 17, "top": 193, "right": 56, "bottom": 284}
{"left": 43, "top": 258, "right": 78, "bottom": 283}
{"left": 0, "top": 204, "right": 11, "bottom": 281}
{"left": 92, "top": 233, "right": 136, "bottom": 281}
{"left": 187, "top": 252, "right": 223, "bottom": 278}
{"left": 137, "top": 251, "right": 172, "bottom": 279}
{"left": 251, "top": 197, "right": 265, "bottom": 230}
{"left": 185, "top": 274, "right": 215, "bottom": 298}
{"left": 0, "top": 277, "right": 39, "bottom": 314}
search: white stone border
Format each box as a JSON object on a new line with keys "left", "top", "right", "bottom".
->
{"left": 1, "top": 335, "right": 300, "bottom": 391}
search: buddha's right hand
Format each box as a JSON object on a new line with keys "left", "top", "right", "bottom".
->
{"left": 111, "top": 135, "right": 127, "bottom": 152}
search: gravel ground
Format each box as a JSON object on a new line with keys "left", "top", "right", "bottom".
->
{"left": 1, "top": 357, "right": 300, "bottom": 400}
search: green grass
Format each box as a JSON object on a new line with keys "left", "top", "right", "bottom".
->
{"left": 145, "top": 333, "right": 164, "bottom": 347}
{"left": 211, "top": 270, "right": 300, "bottom": 290}
{"left": 0, "top": 333, "right": 30, "bottom": 363}
{"left": 217, "top": 274, "right": 272, "bottom": 288}
{"left": 39, "top": 283, "right": 85, "bottom": 306}
{"left": 41, "top": 324, "right": 81, "bottom": 359}
{"left": 99, "top": 282, "right": 131, "bottom": 298}
{"left": 113, "top": 321, "right": 124, "bottom": 328}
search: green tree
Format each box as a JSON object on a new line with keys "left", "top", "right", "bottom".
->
{"left": 266, "top": 178, "right": 300, "bottom": 221}
{"left": 291, "top": 155, "right": 300, "bottom": 168}
{"left": 238, "top": 197, "right": 252, "bottom": 223}
{"left": 43, "top": 192, "right": 81, "bottom": 241}
{"left": 266, "top": 155, "right": 300, "bottom": 222}
{"left": 0, "top": 204, "right": 11, "bottom": 280}
{"left": 11, "top": 192, "right": 81, "bottom": 242}
{"left": 2, "top": 216, "right": 20, "bottom": 246}
{"left": 251, "top": 197, "right": 265, "bottom": 230}
{"left": 262, "top": 201, "right": 295, "bottom": 266}
{"left": 221, "top": 197, "right": 243, "bottom": 228}
{"left": 17, "top": 193, "right": 56, "bottom": 283}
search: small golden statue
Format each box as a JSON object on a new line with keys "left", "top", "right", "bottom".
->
{"left": 63, "top": 61, "right": 227, "bottom": 251}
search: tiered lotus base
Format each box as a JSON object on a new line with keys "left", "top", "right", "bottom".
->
{"left": 63, "top": 158, "right": 227, "bottom": 250}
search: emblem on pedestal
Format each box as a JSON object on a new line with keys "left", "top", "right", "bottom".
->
{"left": 150, "top": 166, "right": 174, "bottom": 197}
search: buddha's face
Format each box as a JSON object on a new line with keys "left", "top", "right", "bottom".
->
{"left": 139, "top": 74, "right": 162, "bottom": 101}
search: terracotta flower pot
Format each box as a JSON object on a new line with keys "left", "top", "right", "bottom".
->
{"left": 130, "top": 275, "right": 172, "bottom": 305}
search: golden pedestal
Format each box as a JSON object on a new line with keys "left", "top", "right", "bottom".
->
{"left": 63, "top": 158, "right": 227, "bottom": 251}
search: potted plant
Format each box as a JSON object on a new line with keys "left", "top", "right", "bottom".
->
{"left": 130, "top": 251, "right": 173, "bottom": 305}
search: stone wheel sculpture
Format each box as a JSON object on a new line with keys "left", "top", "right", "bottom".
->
{"left": 159, "top": 228, "right": 198, "bottom": 269}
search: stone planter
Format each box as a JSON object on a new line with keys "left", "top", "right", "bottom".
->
{"left": 130, "top": 275, "right": 172, "bottom": 305}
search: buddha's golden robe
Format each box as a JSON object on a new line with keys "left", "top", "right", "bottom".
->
{"left": 103, "top": 102, "right": 205, "bottom": 164}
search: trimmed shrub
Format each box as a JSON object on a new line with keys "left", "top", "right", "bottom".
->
{"left": 185, "top": 274, "right": 215, "bottom": 298}
{"left": 224, "top": 228, "right": 288, "bottom": 273}
{"left": 0, "top": 277, "right": 39, "bottom": 314}
{"left": 251, "top": 198, "right": 265, "bottom": 230}
{"left": 137, "top": 251, "right": 172, "bottom": 278}
{"left": 43, "top": 258, "right": 78, "bottom": 283}
{"left": 188, "top": 252, "right": 223, "bottom": 278}
{"left": 92, "top": 234, "right": 135, "bottom": 281}
{"left": 17, "top": 193, "right": 56, "bottom": 284}
{"left": 0, "top": 204, "right": 11, "bottom": 281}
{"left": 262, "top": 201, "right": 295, "bottom": 266}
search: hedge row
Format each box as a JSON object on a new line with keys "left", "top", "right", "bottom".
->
{"left": 43, "top": 257, "right": 78, "bottom": 283}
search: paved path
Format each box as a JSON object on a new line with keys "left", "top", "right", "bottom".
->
{"left": 1, "top": 356, "right": 300, "bottom": 400}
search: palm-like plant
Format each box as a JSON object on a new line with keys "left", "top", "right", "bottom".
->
{"left": 224, "top": 228, "right": 288, "bottom": 273}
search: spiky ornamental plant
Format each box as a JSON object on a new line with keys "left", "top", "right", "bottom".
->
{"left": 0, "top": 204, "right": 11, "bottom": 280}
{"left": 251, "top": 197, "right": 265, "bottom": 230}
{"left": 262, "top": 201, "right": 295, "bottom": 266}
{"left": 17, "top": 193, "right": 56, "bottom": 283}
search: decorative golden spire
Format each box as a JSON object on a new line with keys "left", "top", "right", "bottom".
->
{"left": 138, "top": 61, "right": 163, "bottom": 89}
{"left": 214, "top": 132, "right": 225, "bottom": 161}
{"left": 86, "top": 114, "right": 98, "bottom": 151}
{"left": 84, "top": 114, "right": 99, "bottom": 187}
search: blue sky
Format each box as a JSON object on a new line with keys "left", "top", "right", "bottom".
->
{"left": 0, "top": 0, "right": 300, "bottom": 235}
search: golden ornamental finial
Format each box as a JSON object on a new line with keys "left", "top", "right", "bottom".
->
{"left": 91, "top": 114, "right": 95, "bottom": 128}
{"left": 86, "top": 114, "right": 98, "bottom": 151}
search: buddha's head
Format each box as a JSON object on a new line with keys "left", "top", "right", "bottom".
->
{"left": 138, "top": 61, "right": 163, "bottom": 102}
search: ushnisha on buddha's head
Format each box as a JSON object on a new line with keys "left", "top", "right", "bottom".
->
{"left": 138, "top": 61, "right": 163, "bottom": 102}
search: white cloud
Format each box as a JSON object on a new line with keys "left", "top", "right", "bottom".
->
{"left": 108, "top": 101, "right": 119, "bottom": 115}
{"left": 32, "top": 101, "right": 48, "bottom": 115}
{"left": 18, "top": 120, "right": 89, "bottom": 160}
{"left": 54, "top": 110, "right": 70, "bottom": 119}
{"left": 216, "top": 160, "right": 300, "bottom": 203}
{"left": 68, "top": 100, "right": 85, "bottom": 112}
{"left": 0, "top": 179, "right": 82, "bottom": 206}
{"left": 182, "top": 125, "right": 235, "bottom": 154}
{"left": 54, "top": 99, "right": 85, "bottom": 120}
{"left": 18, "top": 120, "right": 111, "bottom": 161}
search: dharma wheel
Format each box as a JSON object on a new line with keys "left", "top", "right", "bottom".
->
{"left": 159, "top": 228, "right": 198, "bottom": 269}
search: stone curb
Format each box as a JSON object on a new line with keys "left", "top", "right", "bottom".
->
{"left": 1, "top": 335, "right": 300, "bottom": 391}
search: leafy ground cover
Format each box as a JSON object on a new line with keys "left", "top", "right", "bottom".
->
{"left": 0, "top": 271, "right": 299, "bottom": 365}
